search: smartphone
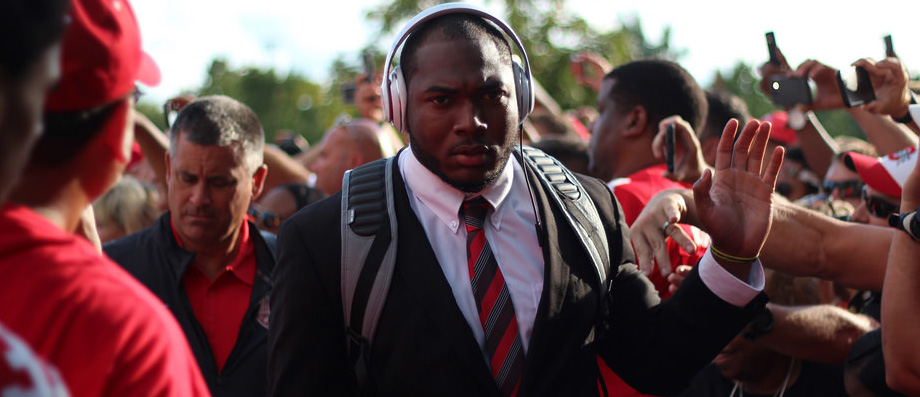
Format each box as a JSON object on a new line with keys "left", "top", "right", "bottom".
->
{"left": 766, "top": 31, "right": 780, "bottom": 65}
{"left": 769, "top": 76, "right": 812, "bottom": 106}
{"left": 884, "top": 35, "right": 896, "bottom": 58}
{"left": 341, "top": 83, "right": 357, "bottom": 105}
{"left": 836, "top": 66, "right": 876, "bottom": 107}
{"left": 362, "top": 50, "right": 375, "bottom": 83}
{"left": 665, "top": 124, "right": 675, "bottom": 174}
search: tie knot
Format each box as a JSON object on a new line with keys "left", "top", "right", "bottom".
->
{"left": 462, "top": 196, "right": 491, "bottom": 226}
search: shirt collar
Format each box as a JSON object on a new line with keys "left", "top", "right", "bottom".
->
{"left": 402, "top": 146, "right": 515, "bottom": 232}
{"left": 170, "top": 217, "right": 256, "bottom": 285}
{"left": 227, "top": 220, "right": 255, "bottom": 286}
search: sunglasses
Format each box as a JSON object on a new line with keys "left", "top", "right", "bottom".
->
{"left": 861, "top": 186, "right": 899, "bottom": 219}
{"left": 823, "top": 180, "right": 863, "bottom": 199}
{"left": 248, "top": 207, "right": 281, "bottom": 230}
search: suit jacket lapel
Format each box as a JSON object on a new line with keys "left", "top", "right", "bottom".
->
{"left": 389, "top": 160, "right": 496, "bottom": 388}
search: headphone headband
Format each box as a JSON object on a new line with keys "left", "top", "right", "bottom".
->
{"left": 380, "top": 3, "right": 534, "bottom": 133}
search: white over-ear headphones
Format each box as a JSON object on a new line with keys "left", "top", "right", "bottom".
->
{"left": 380, "top": 3, "right": 534, "bottom": 134}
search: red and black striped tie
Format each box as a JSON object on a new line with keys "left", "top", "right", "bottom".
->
{"left": 462, "top": 197, "right": 524, "bottom": 396}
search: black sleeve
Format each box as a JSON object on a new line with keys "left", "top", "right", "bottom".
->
{"left": 267, "top": 195, "right": 353, "bottom": 396}
{"left": 579, "top": 175, "right": 768, "bottom": 396}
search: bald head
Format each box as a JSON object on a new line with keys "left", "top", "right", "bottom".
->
{"left": 311, "top": 119, "right": 389, "bottom": 195}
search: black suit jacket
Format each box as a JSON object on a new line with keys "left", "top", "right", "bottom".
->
{"left": 269, "top": 156, "right": 767, "bottom": 396}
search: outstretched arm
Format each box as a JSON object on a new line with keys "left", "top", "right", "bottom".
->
{"left": 632, "top": 187, "right": 892, "bottom": 291}
{"left": 882, "top": 142, "right": 920, "bottom": 394}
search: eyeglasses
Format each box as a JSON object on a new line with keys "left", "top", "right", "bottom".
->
{"left": 248, "top": 206, "right": 281, "bottom": 230}
{"left": 861, "top": 186, "right": 899, "bottom": 219}
{"left": 823, "top": 180, "right": 863, "bottom": 199}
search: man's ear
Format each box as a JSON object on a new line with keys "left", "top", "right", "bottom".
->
{"left": 251, "top": 164, "right": 268, "bottom": 198}
{"left": 622, "top": 105, "right": 649, "bottom": 138}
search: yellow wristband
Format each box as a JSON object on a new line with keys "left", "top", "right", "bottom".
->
{"left": 710, "top": 245, "right": 758, "bottom": 264}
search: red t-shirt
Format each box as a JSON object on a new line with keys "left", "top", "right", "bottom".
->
{"left": 176, "top": 220, "right": 256, "bottom": 372}
{"left": 611, "top": 164, "right": 710, "bottom": 299}
{"left": 603, "top": 164, "right": 710, "bottom": 396}
{"left": 0, "top": 204, "right": 210, "bottom": 397}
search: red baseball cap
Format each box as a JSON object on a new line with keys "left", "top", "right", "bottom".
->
{"left": 760, "top": 111, "right": 799, "bottom": 146}
{"left": 843, "top": 146, "right": 918, "bottom": 198}
{"left": 45, "top": 0, "right": 160, "bottom": 112}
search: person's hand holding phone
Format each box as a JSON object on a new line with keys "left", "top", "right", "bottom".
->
{"left": 758, "top": 32, "right": 792, "bottom": 97}
{"left": 164, "top": 94, "right": 196, "bottom": 129}
{"left": 852, "top": 57, "right": 913, "bottom": 118}
{"left": 652, "top": 115, "right": 711, "bottom": 185}
{"left": 792, "top": 59, "right": 844, "bottom": 110}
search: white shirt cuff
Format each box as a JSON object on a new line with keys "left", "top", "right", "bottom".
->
{"left": 698, "top": 247, "right": 765, "bottom": 307}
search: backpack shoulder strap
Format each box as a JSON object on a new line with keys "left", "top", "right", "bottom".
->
{"left": 518, "top": 146, "right": 610, "bottom": 295}
{"left": 340, "top": 157, "right": 398, "bottom": 386}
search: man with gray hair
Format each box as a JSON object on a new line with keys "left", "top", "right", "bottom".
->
{"left": 106, "top": 95, "right": 276, "bottom": 396}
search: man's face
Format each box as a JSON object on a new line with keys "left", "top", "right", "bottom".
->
{"left": 311, "top": 126, "right": 357, "bottom": 195}
{"left": 588, "top": 78, "right": 628, "bottom": 182}
{"left": 823, "top": 160, "right": 863, "bottom": 208}
{"left": 851, "top": 184, "right": 900, "bottom": 227}
{"left": 0, "top": 43, "right": 61, "bottom": 201}
{"left": 355, "top": 81, "right": 383, "bottom": 123}
{"left": 167, "top": 134, "right": 265, "bottom": 249}
{"left": 405, "top": 36, "right": 518, "bottom": 193}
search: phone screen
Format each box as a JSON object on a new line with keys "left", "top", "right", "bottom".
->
{"left": 769, "top": 76, "right": 812, "bottom": 106}
{"left": 836, "top": 66, "right": 876, "bottom": 107}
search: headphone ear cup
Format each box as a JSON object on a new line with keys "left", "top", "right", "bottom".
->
{"left": 387, "top": 66, "right": 408, "bottom": 134}
{"left": 512, "top": 61, "right": 533, "bottom": 124}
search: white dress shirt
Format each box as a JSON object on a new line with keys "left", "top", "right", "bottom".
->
{"left": 398, "top": 147, "right": 765, "bottom": 361}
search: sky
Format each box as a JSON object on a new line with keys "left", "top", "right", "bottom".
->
{"left": 133, "top": 0, "right": 919, "bottom": 106}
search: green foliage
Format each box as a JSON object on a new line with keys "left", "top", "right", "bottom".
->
{"left": 135, "top": 100, "right": 167, "bottom": 132}
{"left": 197, "top": 59, "right": 336, "bottom": 145}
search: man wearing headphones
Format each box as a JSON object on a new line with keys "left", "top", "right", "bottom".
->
{"left": 269, "top": 4, "right": 781, "bottom": 396}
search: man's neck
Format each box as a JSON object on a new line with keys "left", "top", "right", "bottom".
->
{"left": 184, "top": 223, "right": 246, "bottom": 281}
{"left": 607, "top": 134, "right": 662, "bottom": 181}
{"left": 10, "top": 177, "right": 88, "bottom": 234}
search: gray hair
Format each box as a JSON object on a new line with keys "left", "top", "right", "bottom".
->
{"left": 169, "top": 95, "right": 265, "bottom": 173}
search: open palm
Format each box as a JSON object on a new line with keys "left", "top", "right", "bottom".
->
{"left": 693, "top": 119, "right": 784, "bottom": 259}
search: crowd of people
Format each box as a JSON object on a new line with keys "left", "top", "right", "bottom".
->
{"left": 2, "top": 0, "right": 920, "bottom": 396}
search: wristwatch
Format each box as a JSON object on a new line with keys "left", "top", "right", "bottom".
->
{"left": 889, "top": 207, "right": 920, "bottom": 241}
{"left": 787, "top": 108, "right": 808, "bottom": 131}
{"left": 742, "top": 306, "right": 774, "bottom": 340}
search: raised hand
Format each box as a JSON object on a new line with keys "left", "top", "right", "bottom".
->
{"left": 853, "top": 57, "right": 913, "bottom": 118}
{"left": 693, "top": 119, "right": 784, "bottom": 273}
{"left": 569, "top": 51, "right": 611, "bottom": 93}
{"left": 794, "top": 59, "right": 844, "bottom": 110}
{"left": 758, "top": 45, "right": 791, "bottom": 96}
{"left": 629, "top": 188, "right": 698, "bottom": 277}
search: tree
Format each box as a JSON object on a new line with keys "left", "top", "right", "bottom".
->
{"left": 197, "top": 59, "right": 336, "bottom": 145}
